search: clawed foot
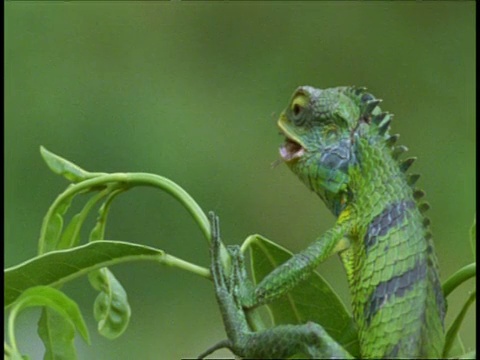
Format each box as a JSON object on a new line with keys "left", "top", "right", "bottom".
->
{"left": 209, "top": 211, "right": 253, "bottom": 309}
{"left": 197, "top": 212, "right": 252, "bottom": 359}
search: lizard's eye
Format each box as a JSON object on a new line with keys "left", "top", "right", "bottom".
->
{"left": 290, "top": 94, "right": 309, "bottom": 125}
{"left": 293, "top": 103, "right": 303, "bottom": 117}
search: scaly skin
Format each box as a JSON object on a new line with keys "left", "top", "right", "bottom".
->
{"left": 201, "top": 86, "right": 446, "bottom": 359}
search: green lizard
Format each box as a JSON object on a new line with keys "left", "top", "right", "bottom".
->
{"left": 201, "top": 86, "right": 446, "bottom": 359}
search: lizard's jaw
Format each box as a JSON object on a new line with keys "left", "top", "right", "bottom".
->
{"left": 278, "top": 115, "right": 305, "bottom": 162}
{"left": 279, "top": 138, "right": 305, "bottom": 161}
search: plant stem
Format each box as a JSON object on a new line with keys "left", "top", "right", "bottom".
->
{"left": 39, "top": 172, "right": 211, "bottom": 254}
{"left": 442, "top": 263, "right": 476, "bottom": 298}
{"left": 162, "top": 254, "right": 211, "bottom": 279}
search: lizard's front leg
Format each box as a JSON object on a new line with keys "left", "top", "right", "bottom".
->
{"left": 199, "top": 212, "right": 353, "bottom": 359}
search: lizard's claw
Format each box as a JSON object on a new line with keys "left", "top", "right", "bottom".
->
{"left": 198, "top": 212, "right": 252, "bottom": 359}
{"left": 209, "top": 211, "right": 226, "bottom": 290}
{"left": 209, "top": 211, "right": 251, "bottom": 307}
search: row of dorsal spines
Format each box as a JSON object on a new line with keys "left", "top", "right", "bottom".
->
{"left": 349, "top": 86, "right": 432, "bottom": 233}
{"left": 383, "top": 126, "right": 432, "bottom": 232}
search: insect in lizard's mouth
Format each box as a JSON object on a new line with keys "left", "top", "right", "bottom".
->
{"left": 279, "top": 137, "right": 305, "bottom": 162}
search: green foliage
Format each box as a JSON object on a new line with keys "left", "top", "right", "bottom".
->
{"left": 38, "top": 308, "right": 80, "bottom": 360}
{"left": 442, "top": 214, "right": 477, "bottom": 359}
{"left": 89, "top": 268, "right": 131, "bottom": 339}
{"left": 5, "top": 241, "right": 166, "bottom": 309}
{"left": 88, "top": 189, "right": 131, "bottom": 339}
{"left": 5, "top": 148, "right": 211, "bottom": 359}
{"left": 40, "top": 146, "right": 100, "bottom": 183}
{"left": 242, "top": 234, "right": 360, "bottom": 357}
{"left": 444, "top": 290, "right": 476, "bottom": 358}
{"left": 3, "top": 148, "right": 476, "bottom": 359}
{"left": 6, "top": 286, "right": 89, "bottom": 360}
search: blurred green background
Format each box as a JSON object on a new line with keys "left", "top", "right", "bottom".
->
{"left": 5, "top": 2, "right": 475, "bottom": 359}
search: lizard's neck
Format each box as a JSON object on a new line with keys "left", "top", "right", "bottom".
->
{"left": 319, "top": 136, "right": 411, "bottom": 218}
{"left": 349, "top": 138, "right": 414, "bottom": 211}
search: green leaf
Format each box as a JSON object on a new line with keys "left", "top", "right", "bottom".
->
{"left": 89, "top": 268, "right": 131, "bottom": 339}
{"left": 443, "top": 289, "right": 476, "bottom": 357}
{"left": 43, "top": 214, "right": 64, "bottom": 253}
{"left": 87, "top": 189, "right": 131, "bottom": 338}
{"left": 38, "top": 308, "right": 78, "bottom": 360}
{"left": 470, "top": 215, "right": 476, "bottom": 260}
{"left": 7, "top": 286, "right": 89, "bottom": 359}
{"left": 57, "top": 213, "right": 83, "bottom": 250}
{"left": 4, "top": 342, "right": 29, "bottom": 360}
{"left": 58, "top": 189, "right": 112, "bottom": 250}
{"left": 39, "top": 192, "right": 75, "bottom": 254}
{"left": 40, "top": 146, "right": 92, "bottom": 183}
{"left": 243, "top": 235, "right": 359, "bottom": 358}
{"left": 5, "top": 241, "right": 164, "bottom": 308}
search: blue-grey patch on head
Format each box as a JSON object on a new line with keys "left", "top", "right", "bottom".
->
{"left": 319, "top": 137, "right": 353, "bottom": 173}
{"left": 302, "top": 135, "right": 353, "bottom": 198}
{"left": 364, "top": 257, "right": 428, "bottom": 326}
{"left": 364, "top": 201, "right": 416, "bottom": 254}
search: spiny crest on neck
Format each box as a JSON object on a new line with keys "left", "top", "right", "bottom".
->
{"left": 346, "top": 86, "right": 413, "bottom": 175}
{"left": 346, "top": 85, "right": 432, "bottom": 233}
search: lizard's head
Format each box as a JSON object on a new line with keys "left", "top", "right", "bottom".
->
{"left": 278, "top": 85, "right": 377, "bottom": 210}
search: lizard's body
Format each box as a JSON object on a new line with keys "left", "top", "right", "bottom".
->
{"left": 204, "top": 86, "right": 446, "bottom": 359}
{"left": 341, "top": 135, "right": 445, "bottom": 357}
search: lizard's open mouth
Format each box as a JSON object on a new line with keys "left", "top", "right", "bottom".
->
{"left": 277, "top": 113, "right": 305, "bottom": 162}
{"left": 279, "top": 137, "right": 305, "bottom": 162}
